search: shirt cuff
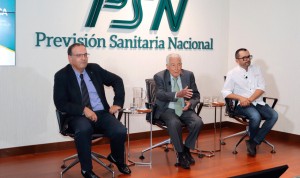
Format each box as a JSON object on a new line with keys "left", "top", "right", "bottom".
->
{"left": 174, "top": 92, "right": 178, "bottom": 99}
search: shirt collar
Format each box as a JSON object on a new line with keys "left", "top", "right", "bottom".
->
{"left": 72, "top": 67, "right": 87, "bottom": 78}
{"left": 237, "top": 64, "right": 253, "bottom": 72}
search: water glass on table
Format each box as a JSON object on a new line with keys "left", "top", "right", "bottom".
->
{"left": 203, "top": 96, "right": 211, "bottom": 107}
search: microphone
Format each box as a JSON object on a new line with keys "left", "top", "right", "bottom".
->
{"left": 244, "top": 75, "right": 248, "bottom": 79}
{"left": 168, "top": 81, "right": 171, "bottom": 85}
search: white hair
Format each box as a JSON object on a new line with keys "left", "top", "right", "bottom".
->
{"left": 166, "top": 53, "right": 182, "bottom": 64}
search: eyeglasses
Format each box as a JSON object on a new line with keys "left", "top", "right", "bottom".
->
{"left": 72, "top": 53, "right": 90, "bottom": 58}
{"left": 237, "top": 55, "right": 253, "bottom": 61}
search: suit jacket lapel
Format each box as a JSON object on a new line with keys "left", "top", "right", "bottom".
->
{"left": 85, "top": 66, "right": 104, "bottom": 101}
{"left": 86, "top": 68, "right": 98, "bottom": 89}
{"left": 66, "top": 65, "right": 82, "bottom": 103}
{"left": 164, "top": 70, "right": 172, "bottom": 92}
{"left": 164, "top": 70, "right": 187, "bottom": 91}
{"left": 180, "top": 70, "right": 188, "bottom": 89}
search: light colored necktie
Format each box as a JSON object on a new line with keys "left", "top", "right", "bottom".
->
{"left": 173, "top": 78, "right": 183, "bottom": 116}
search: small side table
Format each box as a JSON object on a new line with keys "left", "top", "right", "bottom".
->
{"left": 203, "top": 102, "right": 225, "bottom": 152}
{"left": 121, "top": 109, "right": 152, "bottom": 166}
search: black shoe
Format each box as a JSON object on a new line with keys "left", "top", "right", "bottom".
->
{"left": 107, "top": 154, "right": 131, "bottom": 174}
{"left": 184, "top": 146, "right": 195, "bottom": 164}
{"left": 81, "top": 170, "right": 100, "bottom": 178}
{"left": 178, "top": 152, "right": 190, "bottom": 169}
{"left": 246, "top": 140, "right": 257, "bottom": 157}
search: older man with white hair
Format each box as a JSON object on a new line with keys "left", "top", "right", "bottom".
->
{"left": 153, "top": 53, "right": 204, "bottom": 169}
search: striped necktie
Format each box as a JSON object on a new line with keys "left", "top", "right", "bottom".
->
{"left": 173, "top": 78, "right": 183, "bottom": 116}
{"left": 80, "top": 74, "right": 91, "bottom": 109}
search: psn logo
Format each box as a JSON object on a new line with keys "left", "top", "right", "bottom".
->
{"left": 85, "top": 0, "right": 188, "bottom": 32}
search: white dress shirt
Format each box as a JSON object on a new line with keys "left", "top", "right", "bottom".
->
{"left": 221, "top": 64, "right": 266, "bottom": 106}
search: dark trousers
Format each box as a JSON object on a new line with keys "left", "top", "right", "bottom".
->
{"left": 159, "top": 109, "right": 203, "bottom": 152}
{"left": 68, "top": 110, "right": 127, "bottom": 171}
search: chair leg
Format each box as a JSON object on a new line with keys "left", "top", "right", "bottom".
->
{"left": 232, "top": 132, "right": 248, "bottom": 154}
{"left": 139, "top": 138, "right": 171, "bottom": 159}
{"left": 192, "top": 139, "right": 214, "bottom": 158}
{"left": 92, "top": 151, "right": 113, "bottom": 167}
{"left": 221, "top": 130, "right": 247, "bottom": 145}
{"left": 60, "top": 157, "right": 80, "bottom": 178}
{"left": 92, "top": 151, "right": 109, "bottom": 160}
{"left": 263, "top": 140, "right": 276, "bottom": 153}
{"left": 61, "top": 154, "right": 78, "bottom": 168}
{"left": 191, "top": 148, "right": 214, "bottom": 158}
{"left": 91, "top": 153, "right": 115, "bottom": 178}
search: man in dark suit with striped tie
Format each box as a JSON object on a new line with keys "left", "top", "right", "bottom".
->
{"left": 153, "top": 53, "right": 204, "bottom": 169}
{"left": 53, "top": 43, "right": 131, "bottom": 178}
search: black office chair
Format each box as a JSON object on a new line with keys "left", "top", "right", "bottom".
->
{"left": 56, "top": 110, "right": 122, "bottom": 178}
{"left": 139, "top": 79, "right": 209, "bottom": 165}
{"left": 220, "top": 97, "right": 277, "bottom": 154}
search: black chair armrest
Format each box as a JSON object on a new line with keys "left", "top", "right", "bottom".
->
{"left": 116, "top": 109, "right": 123, "bottom": 121}
{"left": 145, "top": 103, "right": 168, "bottom": 127}
{"left": 56, "top": 110, "right": 69, "bottom": 136}
{"left": 225, "top": 98, "right": 238, "bottom": 114}
{"left": 196, "top": 102, "right": 204, "bottom": 115}
{"left": 145, "top": 102, "right": 156, "bottom": 122}
{"left": 233, "top": 115, "right": 249, "bottom": 125}
{"left": 263, "top": 97, "right": 278, "bottom": 109}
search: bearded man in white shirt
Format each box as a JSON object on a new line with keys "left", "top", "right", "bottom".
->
{"left": 221, "top": 48, "right": 278, "bottom": 157}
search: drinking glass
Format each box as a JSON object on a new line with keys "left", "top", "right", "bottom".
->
{"left": 203, "top": 96, "right": 211, "bottom": 106}
{"left": 212, "top": 96, "right": 219, "bottom": 104}
{"left": 130, "top": 103, "right": 137, "bottom": 113}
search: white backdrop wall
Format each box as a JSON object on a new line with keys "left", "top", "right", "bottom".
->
{"left": 0, "top": 0, "right": 229, "bottom": 149}
{"left": 228, "top": 0, "right": 300, "bottom": 135}
{"left": 1, "top": 0, "right": 298, "bottom": 149}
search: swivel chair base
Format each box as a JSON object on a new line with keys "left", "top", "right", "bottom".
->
{"left": 60, "top": 151, "right": 114, "bottom": 178}
{"left": 139, "top": 138, "right": 214, "bottom": 161}
{"left": 220, "top": 127, "right": 276, "bottom": 154}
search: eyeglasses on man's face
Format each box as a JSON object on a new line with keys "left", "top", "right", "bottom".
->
{"left": 237, "top": 55, "right": 253, "bottom": 61}
{"left": 72, "top": 53, "right": 90, "bottom": 58}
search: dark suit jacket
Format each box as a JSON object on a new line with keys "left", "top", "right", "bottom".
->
{"left": 53, "top": 63, "right": 125, "bottom": 116}
{"left": 153, "top": 69, "right": 200, "bottom": 119}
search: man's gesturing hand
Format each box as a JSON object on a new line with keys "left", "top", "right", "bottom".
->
{"left": 176, "top": 86, "right": 193, "bottom": 99}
